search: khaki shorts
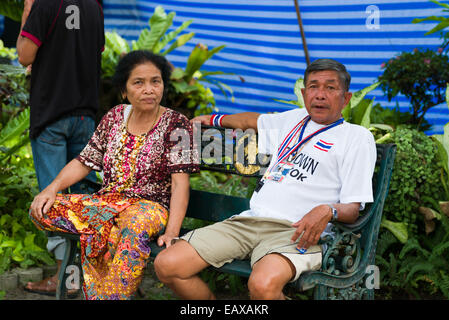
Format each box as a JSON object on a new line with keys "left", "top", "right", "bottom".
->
{"left": 180, "top": 215, "right": 322, "bottom": 282}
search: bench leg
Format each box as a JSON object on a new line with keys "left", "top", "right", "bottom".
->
{"left": 56, "top": 238, "right": 78, "bottom": 300}
{"left": 313, "top": 284, "right": 329, "bottom": 300}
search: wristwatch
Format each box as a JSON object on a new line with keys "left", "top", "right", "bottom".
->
{"left": 328, "top": 204, "right": 338, "bottom": 222}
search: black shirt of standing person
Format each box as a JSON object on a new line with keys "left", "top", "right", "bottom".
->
{"left": 21, "top": 0, "right": 105, "bottom": 138}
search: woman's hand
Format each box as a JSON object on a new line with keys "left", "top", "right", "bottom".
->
{"left": 190, "top": 115, "right": 212, "bottom": 126}
{"left": 158, "top": 173, "right": 190, "bottom": 249}
{"left": 28, "top": 159, "right": 92, "bottom": 221}
{"left": 30, "top": 187, "right": 57, "bottom": 221}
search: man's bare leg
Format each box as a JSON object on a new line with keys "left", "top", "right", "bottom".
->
{"left": 154, "top": 240, "right": 215, "bottom": 300}
{"left": 247, "top": 253, "right": 295, "bottom": 300}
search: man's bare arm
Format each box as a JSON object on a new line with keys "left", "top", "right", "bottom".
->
{"left": 191, "top": 112, "right": 261, "bottom": 131}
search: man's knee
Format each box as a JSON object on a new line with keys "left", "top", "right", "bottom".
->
{"left": 154, "top": 248, "right": 182, "bottom": 282}
{"left": 248, "top": 271, "right": 284, "bottom": 299}
{"left": 247, "top": 254, "right": 294, "bottom": 299}
{"left": 154, "top": 240, "right": 207, "bottom": 283}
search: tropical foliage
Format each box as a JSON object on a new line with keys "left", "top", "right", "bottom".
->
{"left": 378, "top": 48, "right": 449, "bottom": 127}
{"left": 0, "top": 106, "right": 55, "bottom": 275}
{"left": 413, "top": 0, "right": 449, "bottom": 53}
{"left": 0, "top": 63, "right": 54, "bottom": 277}
{"left": 0, "top": 0, "right": 23, "bottom": 22}
{"left": 0, "top": 40, "right": 17, "bottom": 61}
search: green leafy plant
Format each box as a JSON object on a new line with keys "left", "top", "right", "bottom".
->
{"left": 0, "top": 107, "right": 30, "bottom": 163}
{"left": 378, "top": 48, "right": 449, "bottom": 128}
{"left": 0, "top": 64, "right": 29, "bottom": 119}
{"left": 370, "top": 102, "right": 431, "bottom": 132}
{"left": 168, "top": 43, "right": 235, "bottom": 117}
{"left": 100, "top": 32, "right": 131, "bottom": 80}
{"left": 375, "top": 231, "right": 412, "bottom": 298}
{"left": 341, "top": 82, "right": 380, "bottom": 128}
{"left": 376, "top": 212, "right": 449, "bottom": 299}
{"left": 0, "top": 0, "right": 23, "bottom": 22}
{"left": 0, "top": 40, "right": 17, "bottom": 61}
{"left": 416, "top": 85, "right": 449, "bottom": 237}
{"left": 378, "top": 126, "right": 443, "bottom": 240}
{"left": 379, "top": 218, "right": 409, "bottom": 244}
{"left": 131, "top": 6, "right": 194, "bottom": 55}
{"left": 433, "top": 126, "right": 449, "bottom": 199}
{"left": 412, "top": 0, "right": 449, "bottom": 53}
{"left": 431, "top": 86, "right": 449, "bottom": 200}
{"left": 0, "top": 108, "right": 54, "bottom": 274}
{"left": 396, "top": 214, "right": 449, "bottom": 299}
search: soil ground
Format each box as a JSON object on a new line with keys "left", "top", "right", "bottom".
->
{"left": 2, "top": 258, "right": 251, "bottom": 300}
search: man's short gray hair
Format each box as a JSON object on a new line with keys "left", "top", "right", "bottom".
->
{"left": 304, "top": 59, "right": 351, "bottom": 92}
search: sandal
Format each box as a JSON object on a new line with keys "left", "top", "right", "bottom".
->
{"left": 24, "top": 277, "right": 79, "bottom": 298}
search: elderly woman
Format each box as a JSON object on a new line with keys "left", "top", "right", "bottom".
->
{"left": 29, "top": 50, "right": 199, "bottom": 300}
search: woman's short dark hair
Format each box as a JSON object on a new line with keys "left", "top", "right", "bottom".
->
{"left": 304, "top": 59, "right": 351, "bottom": 92}
{"left": 112, "top": 50, "right": 172, "bottom": 105}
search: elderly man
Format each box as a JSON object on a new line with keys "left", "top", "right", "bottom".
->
{"left": 154, "top": 58, "right": 376, "bottom": 300}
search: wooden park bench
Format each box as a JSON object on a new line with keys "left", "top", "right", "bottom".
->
{"left": 49, "top": 125, "right": 396, "bottom": 300}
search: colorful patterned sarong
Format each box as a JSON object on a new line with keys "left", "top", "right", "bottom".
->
{"left": 30, "top": 193, "right": 168, "bottom": 300}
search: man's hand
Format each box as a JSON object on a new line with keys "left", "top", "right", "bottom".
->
{"left": 290, "top": 204, "right": 332, "bottom": 250}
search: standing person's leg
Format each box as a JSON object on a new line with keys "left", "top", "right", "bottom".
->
{"left": 66, "top": 115, "right": 97, "bottom": 194}
{"left": 26, "top": 118, "right": 70, "bottom": 294}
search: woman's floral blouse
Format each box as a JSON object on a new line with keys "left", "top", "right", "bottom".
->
{"left": 77, "top": 104, "right": 199, "bottom": 210}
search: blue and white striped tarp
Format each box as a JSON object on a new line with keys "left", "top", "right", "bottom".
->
{"left": 103, "top": 0, "right": 449, "bottom": 134}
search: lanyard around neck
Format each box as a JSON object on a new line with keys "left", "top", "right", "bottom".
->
{"left": 267, "top": 115, "right": 344, "bottom": 174}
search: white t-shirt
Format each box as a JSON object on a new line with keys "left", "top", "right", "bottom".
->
{"left": 239, "top": 108, "right": 377, "bottom": 225}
